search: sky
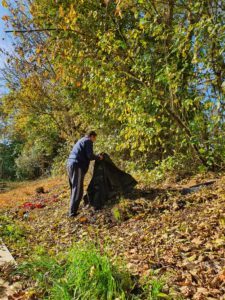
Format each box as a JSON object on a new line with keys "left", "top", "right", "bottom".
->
{"left": 0, "top": 2, "right": 14, "bottom": 95}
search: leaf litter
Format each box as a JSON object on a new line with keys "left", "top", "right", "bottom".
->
{"left": 1, "top": 173, "right": 225, "bottom": 299}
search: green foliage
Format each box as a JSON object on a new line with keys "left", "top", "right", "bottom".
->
{"left": 132, "top": 153, "right": 200, "bottom": 185}
{"left": 51, "top": 142, "right": 71, "bottom": 176}
{"left": 18, "top": 242, "right": 132, "bottom": 300}
{"left": 14, "top": 134, "right": 63, "bottom": 179}
{"left": 0, "top": 141, "right": 22, "bottom": 180}
{"left": 15, "top": 145, "right": 46, "bottom": 179}
{"left": 0, "top": 215, "right": 27, "bottom": 244}
{"left": 150, "top": 154, "right": 198, "bottom": 183}
{"left": 145, "top": 279, "right": 171, "bottom": 300}
{"left": 1, "top": 0, "right": 225, "bottom": 179}
{"left": 17, "top": 241, "right": 174, "bottom": 300}
{"left": 112, "top": 207, "right": 122, "bottom": 222}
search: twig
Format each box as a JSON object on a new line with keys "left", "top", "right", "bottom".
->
{"left": 5, "top": 28, "right": 85, "bottom": 36}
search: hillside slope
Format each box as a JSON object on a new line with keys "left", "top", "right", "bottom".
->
{"left": 1, "top": 173, "right": 225, "bottom": 299}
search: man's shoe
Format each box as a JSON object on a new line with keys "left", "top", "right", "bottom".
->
{"left": 68, "top": 212, "right": 79, "bottom": 218}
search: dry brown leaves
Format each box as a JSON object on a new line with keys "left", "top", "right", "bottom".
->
{"left": 1, "top": 173, "right": 225, "bottom": 299}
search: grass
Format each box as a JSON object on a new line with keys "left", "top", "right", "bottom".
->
{"left": 18, "top": 242, "right": 133, "bottom": 300}
{"left": 0, "top": 215, "right": 26, "bottom": 241}
{"left": 111, "top": 207, "right": 122, "bottom": 222}
{"left": 145, "top": 279, "right": 171, "bottom": 300}
{"left": 16, "top": 242, "right": 170, "bottom": 300}
{"left": 0, "top": 215, "right": 29, "bottom": 252}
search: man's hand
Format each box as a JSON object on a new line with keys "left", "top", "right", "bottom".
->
{"left": 98, "top": 154, "right": 104, "bottom": 160}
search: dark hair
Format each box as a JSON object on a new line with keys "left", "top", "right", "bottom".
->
{"left": 87, "top": 130, "right": 97, "bottom": 137}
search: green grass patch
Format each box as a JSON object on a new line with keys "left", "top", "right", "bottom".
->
{"left": 144, "top": 278, "right": 172, "bottom": 300}
{"left": 0, "top": 215, "right": 26, "bottom": 241}
{"left": 18, "top": 242, "right": 133, "bottom": 300}
{"left": 15, "top": 242, "right": 174, "bottom": 300}
{"left": 0, "top": 214, "right": 29, "bottom": 252}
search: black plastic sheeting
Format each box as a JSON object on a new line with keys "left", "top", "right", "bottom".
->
{"left": 84, "top": 154, "right": 137, "bottom": 209}
{"left": 180, "top": 180, "right": 216, "bottom": 195}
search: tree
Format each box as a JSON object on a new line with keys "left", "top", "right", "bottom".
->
{"left": 1, "top": 0, "right": 225, "bottom": 178}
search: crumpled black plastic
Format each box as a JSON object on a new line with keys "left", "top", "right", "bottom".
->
{"left": 84, "top": 153, "right": 137, "bottom": 209}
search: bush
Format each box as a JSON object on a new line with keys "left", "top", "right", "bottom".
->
{"left": 15, "top": 143, "right": 50, "bottom": 179}
{"left": 133, "top": 153, "right": 202, "bottom": 185}
{"left": 0, "top": 141, "right": 22, "bottom": 180}
{"left": 51, "top": 142, "right": 71, "bottom": 176}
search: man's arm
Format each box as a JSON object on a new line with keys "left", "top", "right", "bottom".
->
{"left": 85, "top": 140, "right": 99, "bottom": 161}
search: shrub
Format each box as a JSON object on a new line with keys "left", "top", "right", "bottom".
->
{"left": 15, "top": 146, "right": 46, "bottom": 179}
{"left": 0, "top": 142, "right": 21, "bottom": 180}
{"left": 51, "top": 142, "right": 71, "bottom": 176}
{"left": 133, "top": 153, "right": 201, "bottom": 185}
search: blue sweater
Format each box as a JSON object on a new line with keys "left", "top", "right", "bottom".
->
{"left": 68, "top": 136, "right": 98, "bottom": 173}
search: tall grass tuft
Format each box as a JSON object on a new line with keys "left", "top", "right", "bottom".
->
{"left": 18, "top": 242, "right": 132, "bottom": 300}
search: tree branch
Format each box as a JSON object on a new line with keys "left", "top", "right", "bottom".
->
{"left": 5, "top": 28, "right": 85, "bottom": 36}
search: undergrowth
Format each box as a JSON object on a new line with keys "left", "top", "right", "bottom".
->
{"left": 132, "top": 153, "right": 205, "bottom": 186}
{"left": 16, "top": 242, "right": 171, "bottom": 300}
{"left": 0, "top": 215, "right": 28, "bottom": 248}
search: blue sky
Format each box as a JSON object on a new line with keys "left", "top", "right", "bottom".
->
{"left": 0, "top": 2, "right": 13, "bottom": 95}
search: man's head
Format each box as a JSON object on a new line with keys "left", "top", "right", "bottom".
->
{"left": 87, "top": 130, "right": 97, "bottom": 142}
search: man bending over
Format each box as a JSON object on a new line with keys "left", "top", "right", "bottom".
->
{"left": 67, "top": 131, "right": 102, "bottom": 217}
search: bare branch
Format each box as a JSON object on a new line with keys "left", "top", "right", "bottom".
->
{"left": 5, "top": 28, "right": 85, "bottom": 36}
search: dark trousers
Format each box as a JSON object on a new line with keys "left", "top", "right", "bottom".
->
{"left": 67, "top": 161, "right": 85, "bottom": 216}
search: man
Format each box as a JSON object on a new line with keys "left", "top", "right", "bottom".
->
{"left": 67, "top": 131, "right": 102, "bottom": 217}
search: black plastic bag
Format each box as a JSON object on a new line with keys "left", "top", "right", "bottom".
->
{"left": 84, "top": 154, "right": 137, "bottom": 209}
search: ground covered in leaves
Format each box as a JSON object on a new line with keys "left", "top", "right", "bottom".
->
{"left": 1, "top": 172, "right": 225, "bottom": 299}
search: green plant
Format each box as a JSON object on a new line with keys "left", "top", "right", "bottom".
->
{"left": 145, "top": 278, "right": 171, "bottom": 300}
{"left": 51, "top": 142, "right": 71, "bottom": 176}
{"left": 0, "top": 141, "right": 22, "bottom": 180}
{"left": 134, "top": 153, "right": 201, "bottom": 186}
{"left": 0, "top": 214, "right": 29, "bottom": 254}
{"left": 18, "top": 242, "right": 133, "bottom": 300}
{"left": 2, "top": 0, "right": 225, "bottom": 183}
{"left": 15, "top": 142, "right": 50, "bottom": 179}
{"left": 0, "top": 215, "right": 26, "bottom": 242}
{"left": 112, "top": 207, "right": 122, "bottom": 222}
